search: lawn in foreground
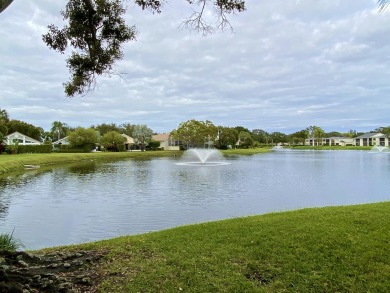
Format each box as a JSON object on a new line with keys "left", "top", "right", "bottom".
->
{"left": 50, "top": 202, "right": 390, "bottom": 292}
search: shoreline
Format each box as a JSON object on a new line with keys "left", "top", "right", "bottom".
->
{"left": 0, "top": 148, "right": 272, "bottom": 176}
{"left": 1, "top": 201, "right": 389, "bottom": 292}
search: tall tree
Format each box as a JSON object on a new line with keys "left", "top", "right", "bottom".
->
{"left": 91, "top": 123, "right": 121, "bottom": 135}
{"left": 119, "top": 122, "right": 135, "bottom": 136}
{"left": 172, "top": 119, "right": 217, "bottom": 148}
{"left": 238, "top": 131, "right": 254, "bottom": 148}
{"left": 251, "top": 129, "right": 269, "bottom": 144}
{"left": 307, "top": 126, "right": 325, "bottom": 146}
{"left": 51, "top": 121, "right": 70, "bottom": 141}
{"left": 216, "top": 126, "right": 238, "bottom": 149}
{"left": 288, "top": 129, "right": 308, "bottom": 145}
{"left": 269, "top": 131, "right": 288, "bottom": 145}
{"left": 132, "top": 124, "right": 153, "bottom": 151}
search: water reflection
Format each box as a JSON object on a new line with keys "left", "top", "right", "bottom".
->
{"left": 0, "top": 151, "right": 389, "bottom": 249}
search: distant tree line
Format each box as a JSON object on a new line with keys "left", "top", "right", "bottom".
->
{"left": 1, "top": 108, "right": 390, "bottom": 152}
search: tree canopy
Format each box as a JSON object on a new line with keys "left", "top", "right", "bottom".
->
{"left": 40, "top": 0, "right": 245, "bottom": 97}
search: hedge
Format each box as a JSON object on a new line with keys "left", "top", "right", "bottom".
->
{"left": 17, "top": 145, "right": 52, "bottom": 154}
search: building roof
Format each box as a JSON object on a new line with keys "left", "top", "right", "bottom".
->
{"left": 152, "top": 133, "right": 170, "bottom": 142}
{"left": 355, "top": 132, "right": 384, "bottom": 139}
{"left": 327, "top": 136, "right": 354, "bottom": 140}
{"left": 5, "top": 131, "right": 41, "bottom": 145}
{"left": 52, "top": 136, "right": 69, "bottom": 145}
{"left": 121, "top": 134, "right": 135, "bottom": 144}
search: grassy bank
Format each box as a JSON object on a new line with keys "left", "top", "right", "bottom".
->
{"left": 222, "top": 148, "right": 271, "bottom": 156}
{"left": 41, "top": 201, "right": 390, "bottom": 292}
{"left": 0, "top": 148, "right": 271, "bottom": 175}
{"left": 0, "top": 151, "right": 181, "bottom": 175}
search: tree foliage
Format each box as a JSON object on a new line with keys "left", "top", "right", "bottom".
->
{"left": 51, "top": 121, "right": 71, "bottom": 141}
{"left": 119, "top": 122, "right": 135, "bottom": 136}
{"left": 307, "top": 125, "right": 325, "bottom": 146}
{"left": 43, "top": 0, "right": 136, "bottom": 97}
{"left": 91, "top": 122, "right": 121, "bottom": 135}
{"left": 0, "top": 0, "right": 13, "bottom": 13}
{"left": 171, "top": 119, "right": 217, "bottom": 148}
{"left": 67, "top": 127, "right": 98, "bottom": 149}
{"left": 6, "top": 120, "right": 43, "bottom": 141}
{"left": 100, "top": 130, "right": 126, "bottom": 150}
{"left": 238, "top": 131, "right": 253, "bottom": 148}
{"left": 269, "top": 132, "right": 288, "bottom": 144}
{"left": 216, "top": 126, "right": 238, "bottom": 149}
{"left": 42, "top": 0, "right": 245, "bottom": 97}
{"left": 251, "top": 129, "right": 269, "bottom": 144}
{"left": 132, "top": 124, "right": 153, "bottom": 150}
{"left": 287, "top": 129, "right": 308, "bottom": 145}
{"left": 376, "top": 126, "right": 390, "bottom": 137}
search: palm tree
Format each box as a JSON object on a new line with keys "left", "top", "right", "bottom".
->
{"left": 50, "top": 121, "right": 69, "bottom": 142}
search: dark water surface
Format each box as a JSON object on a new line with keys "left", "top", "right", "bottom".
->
{"left": 0, "top": 150, "right": 389, "bottom": 249}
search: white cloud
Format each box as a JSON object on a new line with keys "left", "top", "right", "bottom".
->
{"left": 0, "top": 0, "right": 389, "bottom": 134}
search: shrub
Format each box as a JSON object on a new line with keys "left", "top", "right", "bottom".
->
{"left": 18, "top": 145, "right": 52, "bottom": 154}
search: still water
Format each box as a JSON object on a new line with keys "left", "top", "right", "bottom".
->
{"left": 0, "top": 150, "right": 389, "bottom": 249}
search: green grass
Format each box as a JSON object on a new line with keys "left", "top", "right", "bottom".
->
{"left": 0, "top": 148, "right": 271, "bottom": 175}
{"left": 45, "top": 202, "right": 390, "bottom": 292}
{"left": 0, "top": 151, "right": 181, "bottom": 175}
{"left": 0, "top": 229, "right": 24, "bottom": 252}
{"left": 222, "top": 148, "right": 271, "bottom": 156}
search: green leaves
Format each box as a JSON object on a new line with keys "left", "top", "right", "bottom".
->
{"left": 43, "top": 0, "right": 136, "bottom": 97}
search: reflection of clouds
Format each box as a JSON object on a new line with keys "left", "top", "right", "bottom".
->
{"left": 1, "top": 152, "right": 390, "bottom": 249}
{"left": 0, "top": 172, "right": 49, "bottom": 221}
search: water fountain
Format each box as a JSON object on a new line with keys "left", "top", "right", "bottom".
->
{"left": 370, "top": 145, "right": 390, "bottom": 153}
{"left": 176, "top": 148, "right": 230, "bottom": 166}
{"left": 272, "top": 145, "right": 284, "bottom": 150}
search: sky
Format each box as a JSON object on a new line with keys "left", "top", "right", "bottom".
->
{"left": 1, "top": 0, "right": 390, "bottom": 134}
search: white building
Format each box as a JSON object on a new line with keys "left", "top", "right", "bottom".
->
{"left": 355, "top": 133, "right": 389, "bottom": 146}
{"left": 5, "top": 131, "right": 41, "bottom": 145}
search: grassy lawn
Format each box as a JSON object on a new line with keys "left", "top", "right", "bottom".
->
{"left": 0, "top": 148, "right": 272, "bottom": 175}
{"left": 40, "top": 201, "right": 390, "bottom": 292}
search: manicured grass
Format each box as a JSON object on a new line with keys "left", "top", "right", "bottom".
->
{"left": 0, "top": 151, "right": 181, "bottom": 175}
{"left": 222, "top": 148, "right": 271, "bottom": 156}
{"left": 0, "top": 148, "right": 271, "bottom": 175}
{"left": 46, "top": 202, "right": 390, "bottom": 292}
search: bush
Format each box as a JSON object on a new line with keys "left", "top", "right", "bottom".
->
{"left": 18, "top": 145, "right": 52, "bottom": 154}
{"left": 53, "top": 144, "right": 95, "bottom": 153}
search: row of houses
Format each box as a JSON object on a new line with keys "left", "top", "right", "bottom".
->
{"left": 3, "top": 132, "right": 180, "bottom": 151}
{"left": 4, "top": 131, "right": 389, "bottom": 149}
{"left": 305, "top": 132, "right": 390, "bottom": 146}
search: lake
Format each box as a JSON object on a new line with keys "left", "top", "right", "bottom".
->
{"left": 0, "top": 149, "right": 389, "bottom": 250}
